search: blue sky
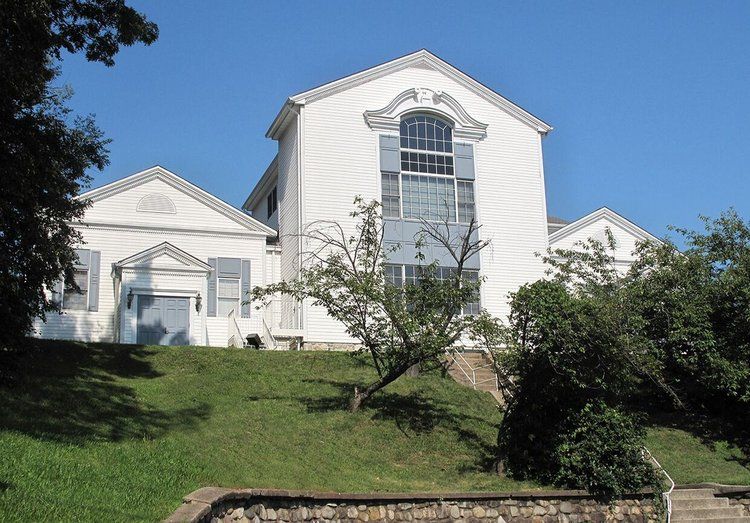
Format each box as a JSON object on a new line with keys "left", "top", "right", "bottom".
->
{"left": 59, "top": 1, "right": 750, "bottom": 241}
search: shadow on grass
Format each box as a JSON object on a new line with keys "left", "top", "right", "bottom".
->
{"left": 262, "top": 375, "right": 501, "bottom": 474}
{"left": 0, "top": 338, "right": 210, "bottom": 444}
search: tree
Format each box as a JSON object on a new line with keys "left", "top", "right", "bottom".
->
{"left": 0, "top": 1, "right": 157, "bottom": 351}
{"left": 494, "top": 231, "right": 663, "bottom": 497}
{"left": 251, "top": 198, "right": 491, "bottom": 411}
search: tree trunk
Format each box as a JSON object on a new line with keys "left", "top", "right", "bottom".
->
{"left": 348, "top": 367, "right": 406, "bottom": 412}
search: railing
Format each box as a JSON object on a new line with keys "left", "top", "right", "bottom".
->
{"left": 642, "top": 447, "right": 675, "bottom": 523}
{"left": 261, "top": 315, "right": 277, "bottom": 350}
{"left": 227, "top": 309, "right": 243, "bottom": 348}
{"left": 445, "top": 346, "right": 499, "bottom": 391}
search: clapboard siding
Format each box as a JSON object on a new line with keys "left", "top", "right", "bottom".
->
{"left": 549, "top": 216, "right": 645, "bottom": 264}
{"left": 295, "top": 64, "right": 549, "bottom": 343}
{"left": 34, "top": 174, "right": 270, "bottom": 346}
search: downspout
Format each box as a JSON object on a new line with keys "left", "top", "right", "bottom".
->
{"left": 291, "top": 101, "right": 305, "bottom": 332}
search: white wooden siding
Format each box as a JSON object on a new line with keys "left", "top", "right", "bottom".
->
{"left": 34, "top": 177, "right": 269, "bottom": 346}
{"left": 292, "top": 64, "right": 548, "bottom": 343}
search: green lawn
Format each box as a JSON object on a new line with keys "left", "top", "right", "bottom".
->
{"left": 0, "top": 341, "right": 748, "bottom": 522}
{"left": 0, "top": 340, "right": 527, "bottom": 521}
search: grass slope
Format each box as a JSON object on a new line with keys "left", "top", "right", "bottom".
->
{"left": 0, "top": 341, "right": 525, "bottom": 521}
{"left": 1, "top": 341, "right": 748, "bottom": 522}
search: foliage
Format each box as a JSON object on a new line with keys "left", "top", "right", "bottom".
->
{"left": 252, "top": 198, "right": 491, "bottom": 410}
{"left": 555, "top": 402, "right": 660, "bottom": 498}
{"left": 495, "top": 231, "right": 663, "bottom": 498}
{"left": 0, "top": 340, "right": 528, "bottom": 521}
{"left": 0, "top": 0, "right": 157, "bottom": 351}
{"left": 629, "top": 209, "right": 750, "bottom": 409}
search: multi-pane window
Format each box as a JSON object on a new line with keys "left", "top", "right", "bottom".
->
{"left": 387, "top": 264, "right": 480, "bottom": 315}
{"left": 457, "top": 180, "right": 475, "bottom": 224}
{"left": 267, "top": 186, "right": 278, "bottom": 219}
{"left": 384, "top": 264, "right": 403, "bottom": 287}
{"left": 402, "top": 174, "right": 456, "bottom": 222}
{"left": 382, "top": 114, "right": 476, "bottom": 223}
{"left": 62, "top": 268, "right": 88, "bottom": 310}
{"left": 400, "top": 115, "right": 453, "bottom": 154}
{"left": 381, "top": 173, "right": 400, "bottom": 219}
{"left": 218, "top": 277, "right": 240, "bottom": 316}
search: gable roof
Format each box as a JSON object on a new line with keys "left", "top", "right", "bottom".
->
{"left": 115, "top": 242, "right": 213, "bottom": 272}
{"left": 267, "top": 49, "right": 553, "bottom": 140}
{"left": 242, "top": 155, "right": 278, "bottom": 212}
{"left": 548, "top": 207, "right": 661, "bottom": 245}
{"left": 79, "top": 166, "right": 276, "bottom": 237}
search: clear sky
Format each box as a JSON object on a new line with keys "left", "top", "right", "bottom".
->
{"left": 58, "top": 1, "right": 750, "bottom": 241}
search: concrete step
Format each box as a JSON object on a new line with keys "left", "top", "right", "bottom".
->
{"left": 673, "top": 498, "right": 729, "bottom": 510}
{"left": 672, "top": 489, "right": 718, "bottom": 500}
{"left": 672, "top": 507, "right": 745, "bottom": 520}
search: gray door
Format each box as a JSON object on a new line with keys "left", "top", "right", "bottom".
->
{"left": 136, "top": 296, "right": 190, "bottom": 346}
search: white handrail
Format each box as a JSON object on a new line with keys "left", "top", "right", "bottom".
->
{"left": 261, "top": 315, "right": 277, "bottom": 350}
{"left": 446, "top": 347, "right": 499, "bottom": 391}
{"left": 642, "top": 447, "right": 675, "bottom": 523}
{"left": 227, "top": 309, "right": 243, "bottom": 348}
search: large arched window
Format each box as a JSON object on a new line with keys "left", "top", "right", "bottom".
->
{"left": 399, "top": 115, "right": 454, "bottom": 174}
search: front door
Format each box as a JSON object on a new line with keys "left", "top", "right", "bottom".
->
{"left": 136, "top": 296, "right": 190, "bottom": 346}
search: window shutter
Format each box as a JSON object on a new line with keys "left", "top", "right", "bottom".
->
{"left": 454, "top": 143, "right": 475, "bottom": 180}
{"left": 88, "top": 251, "right": 101, "bottom": 312}
{"left": 379, "top": 134, "right": 400, "bottom": 173}
{"left": 241, "top": 259, "right": 251, "bottom": 318}
{"left": 207, "top": 258, "right": 217, "bottom": 317}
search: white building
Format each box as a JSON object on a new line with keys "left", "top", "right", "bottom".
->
{"left": 34, "top": 50, "right": 657, "bottom": 348}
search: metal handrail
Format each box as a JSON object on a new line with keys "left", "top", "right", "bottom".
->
{"left": 446, "top": 347, "right": 499, "bottom": 391}
{"left": 227, "top": 309, "right": 243, "bottom": 348}
{"left": 642, "top": 447, "right": 675, "bottom": 523}
{"left": 261, "top": 315, "right": 277, "bottom": 350}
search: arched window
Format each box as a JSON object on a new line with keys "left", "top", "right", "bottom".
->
{"left": 399, "top": 115, "right": 454, "bottom": 175}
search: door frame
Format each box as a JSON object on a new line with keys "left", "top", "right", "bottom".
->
{"left": 131, "top": 288, "right": 196, "bottom": 345}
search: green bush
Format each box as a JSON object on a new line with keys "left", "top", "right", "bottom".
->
{"left": 555, "top": 402, "right": 660, "bottom": 498}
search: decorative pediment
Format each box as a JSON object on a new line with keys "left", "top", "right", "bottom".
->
{"left": 363, "top": 88, "right": 488, "bottom": 141}
{"left": 115, "top": 242, "right": 212, "bottom": 273}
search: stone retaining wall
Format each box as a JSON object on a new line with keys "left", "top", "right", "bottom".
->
{"left": 165, "top": 488, "right": 659, "bottom": 523}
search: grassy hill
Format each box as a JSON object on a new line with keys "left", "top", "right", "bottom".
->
{"left": 1, "top": 341, "right": 748, "bottom": 521}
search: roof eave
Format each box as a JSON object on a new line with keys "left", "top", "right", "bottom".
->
{"left": 243, "top": 156, "right": 279, "bottom": 211}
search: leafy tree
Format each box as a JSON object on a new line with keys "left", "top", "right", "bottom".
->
{"left": 252, "top": 198, "right": 491, "bottom": 411}
{"left": 629, "top": 209, "right": 750, "bottom": 409}
{"left": 495, "top": 231, "right": 663, "bottom": 498}
{"left": 0, "top": 1, "right": 157, "bottom": 350}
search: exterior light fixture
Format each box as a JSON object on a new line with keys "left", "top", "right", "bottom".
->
{"left": 126, "top": 288, "right": 134, "bottom": 309}
{"left": 195, "top": 293, "right": 202, "bottom": 312}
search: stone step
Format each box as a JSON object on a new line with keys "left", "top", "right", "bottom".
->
{"left": 672, "top": 518, "right": 750, "bottom": 523}
{"left": 672, "top": 507, "right": 745, "bottom": 520}
{"left": 673, "top": 498, "right": 730, "bottom": 510}
{"left": 672, "top": 489, "right": 719, "bottom": 500}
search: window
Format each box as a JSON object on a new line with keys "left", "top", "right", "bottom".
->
{"left": 457, "top": 180, "right": 475, "bottom": 224}
{"left": 381, "top": 173, "right": 400, "bottom": 218}
{"left": 462, "top": 270, "right": 480, "bottom": 315}
{"left": 402, "top": 174, "right": 456, "bottom": 222}
{"left": 267, "top": 186, "right": 278, "bottom": 219}
{"left": 384, "top": 264, "right": 403, "bottom": 287}
{"left": 400, "top": 115, "right": 453, "bottom": 154}
{"left": 386, "top": 264, "right": 480, "bottom": 315}
{"left": 62, "top": 268, "right": 88, "bottom": 310}
{"left": 217, "top": 277, "right": 240, "bottom": 316}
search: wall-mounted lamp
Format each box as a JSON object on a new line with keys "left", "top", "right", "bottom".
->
{"left": 126, "top": 288, "right": 134, "bottom": 309}
{"left": 195, "top": 293, "right": 202, "bottom": 312}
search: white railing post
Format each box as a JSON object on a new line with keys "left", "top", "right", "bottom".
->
{"left": 642, "top": 447, "right": 675, "bottom": 523}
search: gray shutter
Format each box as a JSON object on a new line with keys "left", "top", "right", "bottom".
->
{"left": 217, "top": 257, "right": 241, "bottom": 278}
{"left": 207, "top": 258, "right": 217, "bottom": 317}
{"left": 454, "top": 143, "right": 475, "bottom": 180}
{"left": 241, "top": 259, "right": 251, "bottom": 318}
{"left": 379, "top": 134, "right": 400, "bottom": 173}
{"left": 88, "top": 251, "right": 101, "bottom": 311}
